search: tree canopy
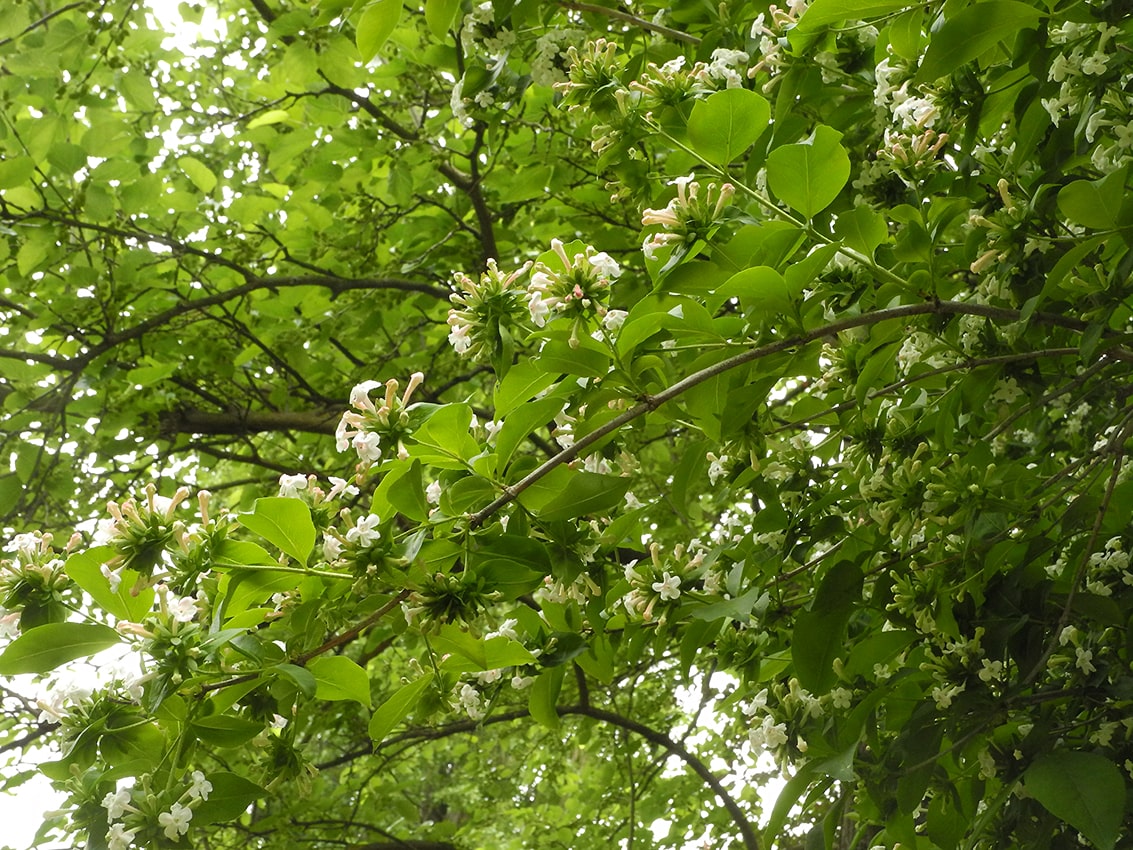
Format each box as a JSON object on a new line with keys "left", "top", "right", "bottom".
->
{"left": 1, "top": 0, "right": 1132, "bottom": 847}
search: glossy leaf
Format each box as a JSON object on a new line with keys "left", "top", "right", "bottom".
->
{"left": 1025, "top": 752, "right": 1125, "bottom": 850}
{"left": 766, "top": 126, "right": 851, "bottom": 217}
{"left": 356, "top": 0, "right": 402, "bottom": 62}
{"left": 308, "top": 656, "right": 372, "bottom": 707}
{"left": 915, "top": 1, "right": 1044, "bottom": 83}
{"left": 687, "top": 88, "right": 771, "bottom": 165}
{"left": 237, "top": 497, "right": 316, "bottom": 565}
{"left": 0, "top": 622, "right": 120, "bottom": 675}
{"left": 369, "top": 672, "right": 434, "bottom": 741}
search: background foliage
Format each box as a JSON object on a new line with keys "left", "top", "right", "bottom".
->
{"left": 1, "top": 0, "right": 1132, "bottom": 848}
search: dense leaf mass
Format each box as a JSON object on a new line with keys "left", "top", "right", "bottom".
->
{"left": 1, "top": 1, "right": 1132, "bottom": 848}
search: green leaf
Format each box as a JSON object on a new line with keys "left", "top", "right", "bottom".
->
{"left": 193, "top": 772, "right": 266, "bottom": 826}
{"left": 718, "top": 265, "right": 793, "bottom": 316}
{"left": 888, "top": 7, "right": 924, "bottom": 60}
{"left": 308, "top": 656, "right": 372, "bottom": 707}
{"left": 798, "top": 0, "right": 917, "bottom": 30}
{"left": 792, "top": 561, "right": 862, "bottom": 692}
{"left": 833, "top": 207, "right": 888, "bottom": 258}
{"left": 493, "top": 360, "right": 560, "bottom": 416}
{"left": 687, "top": 88, "right": 770, "bottom": 165}
{"left": 424, "top": 0, "right": 460, "bottom": 38}
{"left": 915, "top": 1, "right": 1044, "bottom": 83}
{"left": 411, "top": 403, "right": 481, "bottom": 467}
{"left": 0, "top": 622, "right": 120, "bottom": 675}
{"left": 535, "top": 337, "right": 611, "bottom": 378}
{"left": 178, "top": 156, "right": 217, "bottom": 193}
{"left": 213, "top": 540, "right": 278, "bottom": 568}
{"left": 0, "top": 156, "right": 35, "bottom": 189}
{"left": 528, "top": 666, "right": 564, "bottom": 730}
{"left": 237, "top": 497, "right": 316, "bottom": 564}
{"left": 1025, "top": 751, "right": 1125, "bottom": 850}
{"left": 495, "top": 395, "right": 564, "bottom": 469}
{"left": 190, "top": 715, "right": 264, "bottom": 748}
{"left": 527, "top": 471, "right": 631, "bottom": 522}
{"left": 65, "top": 546, "right": 154, "bottom": 621}
{"left": 1057, "top": 168, "right": 1128, "bottom": 231}
{"left": 372, "top": 459, "right": 430, "bottom": 522}
{"left": 356, "top": 0, "right": 402, "bottom": 63}
{"left": 369, "top": 672, "right": 434, "bottom": 741}
{"left": 766, "top": 125, "right": 851, "bottom": 218}
{"left": 247, "top": 109, "right": 291, "bottom": 129}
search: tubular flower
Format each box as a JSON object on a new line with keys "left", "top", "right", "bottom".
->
{"left": 446, "top": 259, "right": 532, "bottom": 361}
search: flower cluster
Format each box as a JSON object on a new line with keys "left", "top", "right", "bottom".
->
{"left": 102, "top": 769, "right": 213, "bottom": 848}
{"left": 1040, "top": 22, "right": 1131, "bottom": 174}
{"left": 527, "top": 238, "right": 621, "bottom": 335}
{"left": 0, "top": 530, "right": 74, "bottom": 632}
{"left": 617, "top": 542, "right": 708, "bottom": 624}
{"left": 641, "top": 175, "right": 736, "bottom": 262}
{"left": 554, "top": 38, "right": 622, "bottom": 113}
{"left": 447, "top": 259, "right": 532, "bottom": 360}
{"left": 335, "top": 373, "right": 425, "bottom": 468}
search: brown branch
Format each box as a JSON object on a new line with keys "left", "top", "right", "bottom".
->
{"left": 163, "top": 408, "right": 338, "bottom": 436}
{"left": 557, "top": 1, "right": 702, "bottom": 45}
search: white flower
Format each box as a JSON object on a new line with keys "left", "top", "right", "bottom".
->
{"left": 588, "top": 252, "right": 621, "bottom": 280}
{"left": 100, "top": 563, "right": 123, "bottom": 594}
{"left": 323, "top": 534, "right": 344, "bottom": 561}
{"left": 527, "top": 290, "right": 551, "bottom": 326}
{"left": 457, "top": 683, "right": 485, "bottom": 720}
{"left": 102, "top": 789, "right": 133, "bottom": 821}
{"left": 978, "top": 659, "right": 1004, "bottom": 682}
{"left": 277, "top": 474, "right": 308, "bottom": 498}
{"left": 346, "top": 513, "right": 382, "bottom": 547}
{"left": 448, "top": 319, "right": 473, "bottom": 354}
{"left": 652, "top": 572, "right": 681, "bottom": 600}
{"left": 352, "top": 431, "right": 382, "bottom": 463}
{"left": 707, "top": 453, "right": 729, "bottom": 485}
{"left": 829, "top": 688, "right": 852, "bottom": 710}
{"left": 749, "top": 714, "right": 788, "bottom": 750}
{"left": 326, "top": 476, "right": 359, "bottom": 501}
{"left": 187, "top": 770, "right": 212, "bottom": 801}
{"left": 1076, "top": 647, "right": 1096, "bottom": 674}
{"left": 425, "top": 480, "right": 443, "bottom": 505}
{"left": 1081, "top": 52, "right": 1108, "bottom": 75}
{"left": 602, "top": 309, "right": 627, "bottom": 331}
{"left": 741, "top": 688, "right": 769, "bottom": 716}
{"left": 158, "top": 802, "right": 193, "bottom": 840}
{"left": 350, "top": 380, "right": 382, "bottom": 410}
{"left": 483, "top": 419, "right": 503, "bottom": 445}
{"left": 511, "top": 674, "right": 535, "bottom": 690}
{"left": 167, "top": 594, "right": 199, "bottom": 624}
{"left": 106, "top": 823, "right": 139, "bottom": 850}
{"left": 486, "top": 618, "right": 519, "bottom": 641}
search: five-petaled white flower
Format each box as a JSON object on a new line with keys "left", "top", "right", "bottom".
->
{"left": 106, "top": 823, "right": 138, "bottom": 850}
{"left": 102, "top": 788, "right": 132, "bottom": 821}
{"left": 158, "top": 802, "right": 193, "bottom": 840}
{"left": 352, "top": 431, "right": 382, "bottom": 463}
{"left": 346, "top": 514, "right": 381, "bottom": 547}
{"left": 652, "top": 572, "right": 681, "bottom": 600}
{"left": 277, "top": 474, "right": 308, "bottom": 498}
{"left": 187, "top": 770, "right": 212, "bottom": 801}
